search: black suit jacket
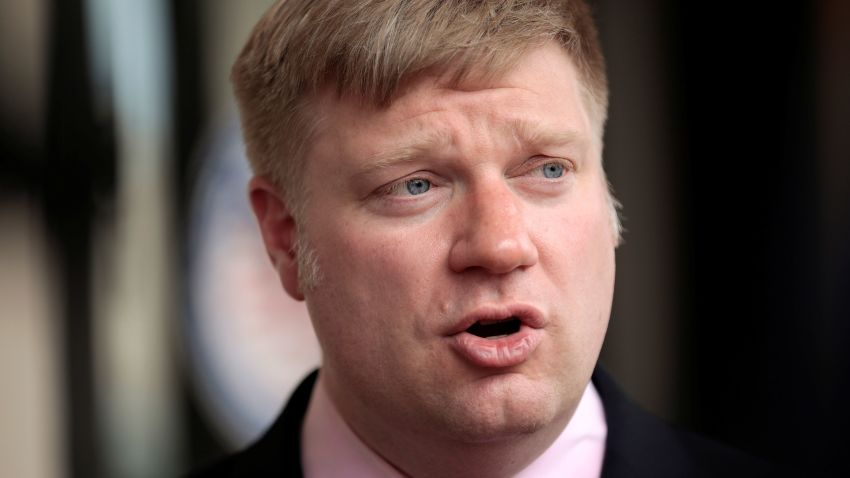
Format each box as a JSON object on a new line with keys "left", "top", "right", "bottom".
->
{"left": 192, "top": 368, "right": 779, "bottom": 477}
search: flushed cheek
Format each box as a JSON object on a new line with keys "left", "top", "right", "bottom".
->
{"left": 312, "top": 221, "right": 446, "bottom": 333}
{"left": 535, "top": 211, "right": 611, "bottom": 278}
{"left": 533, "top": 206, "right": 614, "bottom": 347}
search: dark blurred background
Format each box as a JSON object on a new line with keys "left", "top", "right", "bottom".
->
{"left": 1, "top": 0, "right": 847, "bottom": 477}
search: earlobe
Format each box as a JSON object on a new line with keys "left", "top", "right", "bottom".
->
{"left": 248, "top": 176, "right": 305, "bottom": 301}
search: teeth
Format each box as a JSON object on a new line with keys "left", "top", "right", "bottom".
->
{"left": 486, "top": 334, "right": 509, "bottom": 340}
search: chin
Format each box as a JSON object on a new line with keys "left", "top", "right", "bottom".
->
{"left": 435, "top": 379, "right": 566, "bottom": 444}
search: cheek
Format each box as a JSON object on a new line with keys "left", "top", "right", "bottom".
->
{"left": 305, "top": 218, "right": 451, "bottom": 379}
{"left": 337, "top": 215, "right": 445, "bottom": 278}
{"left": 307, "top": 216, "right": 446, "bottom": 326}
{"left": 536, "top": 192, "right": 615, "bottom": 336}
{"left": 568, "top": 208, "right": 615, "bottom": 308}
{"left": 537, "top": 197, "right": 614, "bottom": 274}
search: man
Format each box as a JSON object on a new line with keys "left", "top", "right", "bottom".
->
{"left": 196, "top": 1, "right": 775, "bottom": 476}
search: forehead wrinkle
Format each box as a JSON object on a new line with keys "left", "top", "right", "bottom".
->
{"left": 354, "top": 125, "right": 454, "bottom": 175}
{"left": 433, "top": 87, "right": 589, "bottom": 158}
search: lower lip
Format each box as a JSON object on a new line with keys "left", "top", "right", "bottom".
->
{"left": 450, "top": 326, "right": 542, "bottom": 368}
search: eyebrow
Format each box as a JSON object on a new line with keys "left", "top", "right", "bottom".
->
{"left": 509, "top": 118, "right": 586, "bottom": 151}
{"left": 356, "top": 118, "right": 586, "bottom": 177}
{"left": 357, "top": 128, "right": 454, "bottom": 175}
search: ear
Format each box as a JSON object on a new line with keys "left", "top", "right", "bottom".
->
{"left": 248, "top": 176, "right": 305, "bottom": 301}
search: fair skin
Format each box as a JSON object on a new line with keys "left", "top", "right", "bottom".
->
{"left": 251, "top": 41, "right": 617, "bottom": 477}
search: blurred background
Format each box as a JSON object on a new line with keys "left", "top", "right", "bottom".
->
{"left": 1, "top": 0, "right": 848, "bottom": 477}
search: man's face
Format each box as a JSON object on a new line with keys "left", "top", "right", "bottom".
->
{"left": 271, "top": 42, "right": 616, "bottom": 444}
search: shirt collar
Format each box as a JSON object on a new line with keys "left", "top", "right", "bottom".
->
{"left": 301, "top": 374, "right": 607, "bottom": 477}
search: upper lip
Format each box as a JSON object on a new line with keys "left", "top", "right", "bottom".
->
{"left": 445, "top": 303, "right": 546, "bottom": 336}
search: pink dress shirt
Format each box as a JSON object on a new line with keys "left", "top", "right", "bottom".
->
{"left": 302, "top": 375, "right": 607, "bottom": 477}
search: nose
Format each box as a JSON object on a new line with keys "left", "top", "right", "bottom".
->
{"left": 448, "top": 181, "right": 539, "bottom": 274}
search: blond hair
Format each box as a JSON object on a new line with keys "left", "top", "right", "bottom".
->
{"left": 232, "top": 0, "right": 611, "bottom": 214}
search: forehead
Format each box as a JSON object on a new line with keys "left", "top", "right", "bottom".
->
{"left": 307, "top": 42, "right": 594, "bottom": 165}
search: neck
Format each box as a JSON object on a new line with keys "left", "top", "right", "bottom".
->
{"left": 321, "top": 376, "right": 574, "bottom": 478}
{"left": 377, "top": 422, "right": 569, "bottom": 478}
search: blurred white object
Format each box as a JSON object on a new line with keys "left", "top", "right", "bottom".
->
{"left": 186, "top": 119, "right": 321, "bottom": 449}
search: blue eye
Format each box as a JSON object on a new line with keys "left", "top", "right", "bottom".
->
{"left": 541, "top": 163, "right": 565, "bottom": 179}
{"left": 405, "top": 178, "right": 431, "bottom": 195}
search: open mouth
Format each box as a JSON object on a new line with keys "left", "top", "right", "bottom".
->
{"left": 450, "top": 306, "right": 543, "bottom": 368}
{"left": 465, "top": 316, "right": 522, "bottom": 340}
